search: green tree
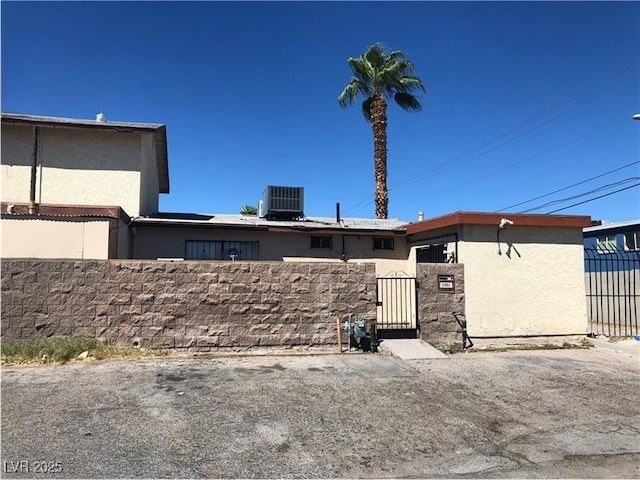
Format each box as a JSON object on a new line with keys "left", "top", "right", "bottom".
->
{"left": 240, "top": 204, "right": 258, "bottom": 215}
{"left": 338, "top": 43, "right": 425, "bottom": 219}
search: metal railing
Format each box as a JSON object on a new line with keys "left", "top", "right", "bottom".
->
{"left": 584, "top": 246, "right": 639, "bottom": 337}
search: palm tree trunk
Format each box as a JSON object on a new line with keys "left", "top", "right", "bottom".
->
{"left": 370, "top": 92, "right": 388, "bottom": 219}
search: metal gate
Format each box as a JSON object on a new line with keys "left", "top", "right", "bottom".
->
{"left": 584, "top": 247, "right": 639, "bottom": 337}
{"left": 375, "top": 277, "right": 417, "bottom": 332}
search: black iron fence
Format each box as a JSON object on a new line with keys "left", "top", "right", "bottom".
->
{"left": 584, "top": 247, "right": 639, "bottom": 337}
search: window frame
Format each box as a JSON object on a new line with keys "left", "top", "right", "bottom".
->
{"left": 310, "top": 235, "right": 333, "bottom": 249}
{"left": 373, "top": 237, "right": 394, "bottom": 251}
{"left": 185, "top": 240, "right": 259, "bottom": 260}
{"left": 624, "top": 231, "right": 639, "bottom": 251}
{"left": 596, "top": 235, "right": 617, "bottom": 254}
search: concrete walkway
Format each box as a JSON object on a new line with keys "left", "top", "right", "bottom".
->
{"left": 590, "top": 336, "right": 640, "bottom": 360}
{"left": 379, "top": 338, "right": 448, "bottom": 360}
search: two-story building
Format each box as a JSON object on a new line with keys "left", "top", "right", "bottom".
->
{"left": 1, "top": 112, "right": 169, "bottom": 258}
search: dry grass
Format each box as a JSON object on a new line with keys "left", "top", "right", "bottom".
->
{"left": 1, "top": 336, "right": 173, "bottom": 366}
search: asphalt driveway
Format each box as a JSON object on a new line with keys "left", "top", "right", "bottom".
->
{"left": 1, "top": 346, "right": 639, "bottom": 479}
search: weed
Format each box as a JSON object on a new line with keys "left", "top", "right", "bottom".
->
{"left": 439, "top": 342, "right": 464, "bottom": 354}
{"left": 1, "top": 337, "right": 172, "bottom": 365}
{"left": 1, "top": 336, "right": 98, "bottom": 364}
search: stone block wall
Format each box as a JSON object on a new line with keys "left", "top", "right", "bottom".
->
{"left": 1, "top": 259, "right": 376, "bottom": 351}
{"left": 417, "top": 263, "right": 465, "bottom": 346}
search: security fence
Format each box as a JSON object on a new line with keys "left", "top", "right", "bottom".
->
{"left": 584, "top": 247, "right": 639, "bottom": 337}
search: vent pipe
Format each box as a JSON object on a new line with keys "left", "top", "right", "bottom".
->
{"left": 336, "top": 202, "right": 341, "bottom": 224}
{"left": 418, "top": 211, "right": 424, "bottom": 222}
{"left": 96, "top": 112, "right": 107, "bottom": 123}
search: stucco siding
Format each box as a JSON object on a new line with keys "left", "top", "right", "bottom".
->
{"left": 133, "top": 226, "right": 408, "bottom": 265}
{"left": 1, "top": 124, "right": 144, "bottom": 216}
{"left": 1, "top": 218, "right": 110, "bottom": 259}
{"left": 459, "top": 225, "right": 587, "bottom": 337}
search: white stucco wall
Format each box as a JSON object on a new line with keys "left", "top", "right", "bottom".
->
{"left": 1, "top": 218, "right": 111, "bottom": 259}
{"left": 1, "top": 124, "right": 147, "bottom": 216}
{"left": 458, "top": 225, "right": 587, "bottom": 337}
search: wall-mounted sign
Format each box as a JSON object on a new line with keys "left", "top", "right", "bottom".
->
{"left": 438, "top": 274, "right": 455, "bottom": 293}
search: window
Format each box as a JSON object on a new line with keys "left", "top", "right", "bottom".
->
{"left": 417, "top": 244, "right": 448, "bottom": 263}
{"left": 373, "top": 237, "right": 394, "bottom": 250}
{"left": 185, "top": 240, "right": 259, "bottom": 260}
{"left": 310, "top": 236, "right": 332, "bottom": 249}
{"left": 624, "top": 231, "right": 639, "bottom": 251}
{"left": 596, "top": 235, "right": 617, "bottom": 254}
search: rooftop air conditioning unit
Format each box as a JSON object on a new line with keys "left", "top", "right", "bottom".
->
{"left": 261, "top": 186, "right": 304, "bottom": 220}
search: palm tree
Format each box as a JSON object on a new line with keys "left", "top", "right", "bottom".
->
{"left": 338, "top": 43, "right": 425, "bottom": 219}
{"left": 240, "top": 204, "right": 258, "bottom": 215}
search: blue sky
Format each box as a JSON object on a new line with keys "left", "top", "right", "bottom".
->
{"left": 3, "top": 1, "right": 639, "bottom": 222}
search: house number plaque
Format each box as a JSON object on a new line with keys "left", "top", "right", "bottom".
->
{"left": 438, "top": 274, "right": 455, "bottom": 293}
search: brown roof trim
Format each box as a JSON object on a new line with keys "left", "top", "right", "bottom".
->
{"left": 404, "top": 211, "right": 592, "bottom": 235}
{"left": 1, "top": 202, "right": 130, "bottom": 223}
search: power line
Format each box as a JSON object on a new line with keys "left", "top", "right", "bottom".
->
{"left": 496, "top": 159, "right": 640, "bottom": 212}
{"left": 342, "top": 57, "right": 639, "bottom": 216}
{"left": 546, "top": 182, "right": 640, "bottom": 214}
{"left": 392, "top": 119, "right": 629, "bottom": 212}
{"left": 520, "top": 177, "right": 639, "bottom": 213}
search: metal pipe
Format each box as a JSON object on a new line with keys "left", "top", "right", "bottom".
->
{"left": 28, "top": 126, "right": 39, "bottom": 214}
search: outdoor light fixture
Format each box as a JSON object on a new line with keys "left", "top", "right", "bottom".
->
{"left": 497, "top": 218, "right": 514, "bottom": 255}
{"left": 499, "top": 218, "right": 514, "bottom": 229}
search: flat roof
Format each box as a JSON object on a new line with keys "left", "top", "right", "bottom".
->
{"left": 1, "top": 112, "right": 170, "bottom": 194}
{"left": 132, "top": 213, "right": 407, "bottom": 234}
{"left": 584, "top": 219, "right": 640, "bottom": 234}
{"left": 404, "top": 211, "right": 592, "bottom": 235}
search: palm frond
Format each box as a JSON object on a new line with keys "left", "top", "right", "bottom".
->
{"left": 399, "top": 75, "right": 426, "bottom": 93}
{"left": 348, "top": 57, "right": 374, "bottom": 87}
{"left": 394, "top": 92, "right": 422, "bottom": 112}
{"left": 361, "top": 97, "right": 373, "bottom": 123}
{"left": 383, "top": 50, "right": 406, "bottom": 67}
{"left": 364, "top": 43, "right": 386, "bottom": 71}
{"left": 338, "top": 78, "right": 362, "bottom": 108}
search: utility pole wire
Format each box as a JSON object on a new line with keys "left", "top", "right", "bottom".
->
{"left": 497, "top": 160, "right": 640, "bottom": 212}
{"left": 343, "top": 58, "right": 639, "bottom": 216}
{"left": 519, "top": 177, "right": 640, "bottom": 213}
{"left": 546, "top": 182, "right": 640, "bottom": 214}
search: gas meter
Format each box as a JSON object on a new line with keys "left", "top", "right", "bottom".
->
{"left": 342, "top": 314, "right": 378, "bottom": 352}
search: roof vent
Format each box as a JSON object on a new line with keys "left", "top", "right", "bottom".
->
{"left": 261, "top": 186, "right": 304, "bottom": 220}
{"left": 96, "top": 112, "right": 107, "bottom": 123}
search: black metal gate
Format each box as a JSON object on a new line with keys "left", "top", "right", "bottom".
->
{"left": 584, "top": 247, "right": 639, "bottom": 337}
{"left": 375, "top": 277, "right": 417, "bottom": 333}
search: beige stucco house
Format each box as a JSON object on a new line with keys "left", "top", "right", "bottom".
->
{"left": 405, "top": 211, "right": 593, "bottom": 339}
{"left": 131, "top": 213, "right": 409, "bottom": 277}
{"left": 1, "top": 111, "right": 594, "bottom": 344}
{"left": 1, "top": 113, "right": 169, "bottom": 259}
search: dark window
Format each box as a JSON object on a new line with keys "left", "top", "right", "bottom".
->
{"left": 311, "top": 236, "right": 332, "bottom": 249}
{"left": 624, "top": 231, "right": 639, "bottom": 251}
{"left": 417, "top": 244, "right": 448, "bottom": 263}
{"left": 373, "top": 237, "right": 394, "bottom": 250}
{"left": 185, "top": 240, "right": 259, "bottom": 260}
